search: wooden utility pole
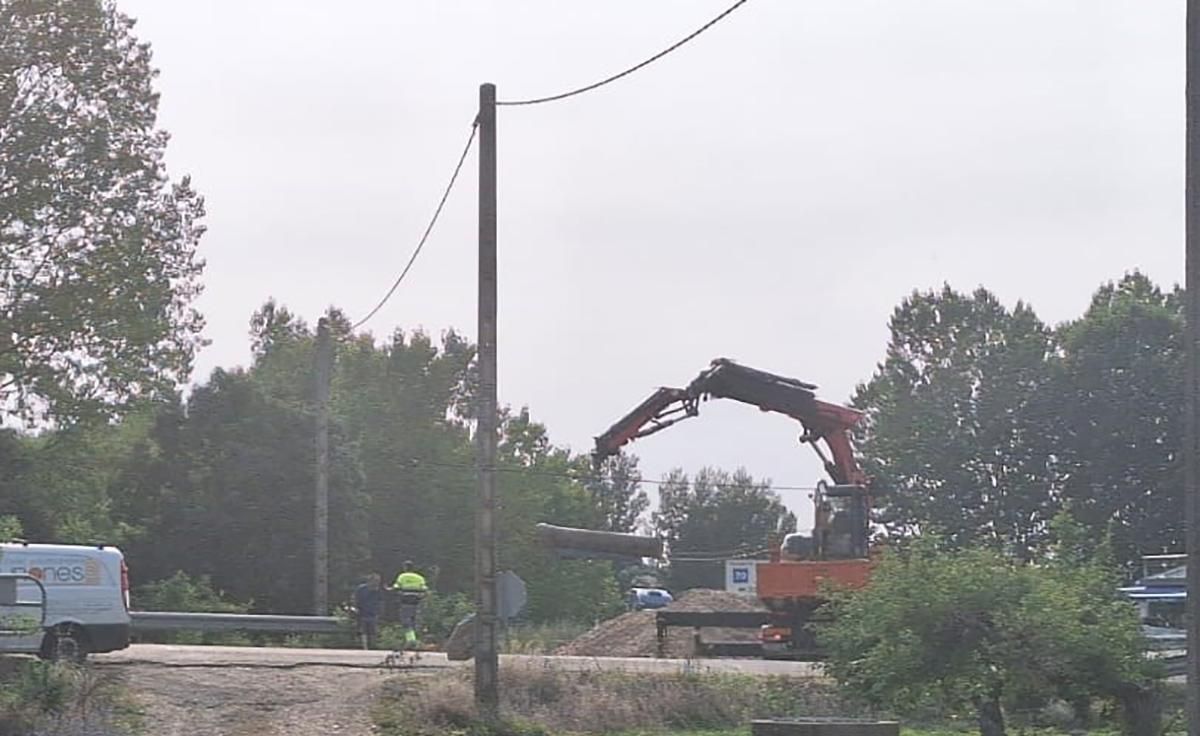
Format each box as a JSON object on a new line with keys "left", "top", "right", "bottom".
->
{"left": 475, "top": 82, "right": 500, "bottom": 715}
{"left": 1187, "top": 2, "right": 1200, "bottom": 732}
{"left": 313, "top": 317, "right": 334, "bottom": 617}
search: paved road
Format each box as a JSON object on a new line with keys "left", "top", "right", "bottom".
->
{"left": 96, "top": 644, "right": 823, "bottom": 677}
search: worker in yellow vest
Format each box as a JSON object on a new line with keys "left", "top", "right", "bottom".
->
{"left": 390, "top": 561, "right": 428, "bottom": 647}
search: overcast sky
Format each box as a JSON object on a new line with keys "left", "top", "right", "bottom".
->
{"left": 117, "top": 0, "right": 1184, "bottom": 528}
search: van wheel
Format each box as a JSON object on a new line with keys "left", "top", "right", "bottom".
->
{"left": 40, "top": 625, "right": 89, "bottom": 663}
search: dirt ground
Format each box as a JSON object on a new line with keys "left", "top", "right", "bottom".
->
{"left": 554, "top": 588, "right": 766, "bottom": 658}
{"left": 104, "top": 662, "right": 411, "bottom": 736}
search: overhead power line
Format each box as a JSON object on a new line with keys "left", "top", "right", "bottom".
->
{"left": 496, "top": 0, "right": 751, "bottom": 107}
{"left": 402, "top": 457, "right": 819, "bottom": 493}
{"left": 350, "top": 120, "right": 480, "bottom": 331}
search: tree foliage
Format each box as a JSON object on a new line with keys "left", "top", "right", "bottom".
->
{"left": 64, "top": 304, "right": 623, "bottom": 622}
{"left": 854, "top": 286, "right": 1055, "bottom": 558}
{"left": 820, "top": 539, "right": 1154, "bottom": 736}
{"left": 654, "top": 467, "right": 795, "bottom": 590}
{"left": 1049, "top": 273, "right": 1185, "bottom": 565}
{"left": 854, "top": 276, "right": 1185, "bottom": 568}
{"left": 1, "top": 0, "right": 206, "bottom": 424}
{"left": 585, "top": 453, "right": 649, "bottom": 533}
{"left": 115, "top": 368, "right": 369, "bottom": 614}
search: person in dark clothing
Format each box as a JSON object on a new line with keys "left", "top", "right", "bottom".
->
{"left": 353, "top": 573, "right": 383, "bottom": 649}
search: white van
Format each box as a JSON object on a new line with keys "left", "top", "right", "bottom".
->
{"left": 0, "top": 542, "right": 131, "bottom": 660}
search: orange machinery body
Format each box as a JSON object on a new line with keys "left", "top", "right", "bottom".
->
{"left": 756, "top": 558, "right": 874, "bottom": 611}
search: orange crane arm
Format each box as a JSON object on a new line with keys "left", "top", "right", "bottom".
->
{"left": 593, "top": 358, "right": 867, "bottom": 489}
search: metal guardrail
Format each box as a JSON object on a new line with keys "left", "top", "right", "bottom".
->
{"left": 130, "top": 611, "right": 344, "bottom": 635}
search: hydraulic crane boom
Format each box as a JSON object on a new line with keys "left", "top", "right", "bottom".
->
{"left": 594, "top": 358, "right": 867, "bottom": 487}
{"left": 594, "top": 358, "right": 872, "bottom": 560}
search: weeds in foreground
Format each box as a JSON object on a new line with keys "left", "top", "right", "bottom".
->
{"left": 374, "top": 665, "right": 850, "bottom": 736}
{"left": 374, "top": 666, "right": 1192, "bottom": 736}
{"left": 501, "top": 621, "right": 591, "bottom": 655}
{"left": 0, "top": 659, "right": 139, "bottom": 736}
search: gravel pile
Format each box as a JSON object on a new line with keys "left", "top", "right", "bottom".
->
{"left": 554, "top": 589, "right": 766, "bottom": 659}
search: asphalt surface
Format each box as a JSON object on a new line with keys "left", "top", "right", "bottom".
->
{"left": 96, "top": 643, "right": 823, "bottom": 677}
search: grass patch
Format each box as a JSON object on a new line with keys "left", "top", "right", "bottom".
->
{"left": 0, "top": 657, "right": 140, "bottom": 736}
{"left": 374, "top": 665, "right": 853, "bottom": 736}
{"left": 502, "top": 621, "right": 591, "bottom": 655}
{"left": 374, "top": 667, "right": 1189, "bottom": 736}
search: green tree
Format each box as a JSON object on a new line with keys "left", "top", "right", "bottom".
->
{"left": 8, "top": 412, "right": 154, "bottom": 544}
{"left": 1, "top": 0, "right": 205, "bottom": 424}
{"left": 497, "top": 409, "right": 623, "bottom": 622}
{"left": 654, "top": 467, "right": 795, "bottom": 590}
{"left": 116, "top": 369, "right": 368, "bottom": 613}
{"left": 584, "top": 453, "right": 649, "bottom": 533}
{"left": 329, "top": 325, "right": 477, "bottom": 595}
{"left": 1049, "top": 272, "right": 1184, "bottom": 567}
{"left": 853, "top": 286, "right": 1056, "bottom": 558}
{"left": 820, "top": 540, "right": 1154, "bottom": 736}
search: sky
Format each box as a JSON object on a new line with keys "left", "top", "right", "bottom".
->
{"left": 116, "top": 0, "right": 1184, "bottom": 528}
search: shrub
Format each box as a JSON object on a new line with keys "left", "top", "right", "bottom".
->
{"left": 501, "top": 621, "right": 589, "bottom": 655}
{"left": 419, "top": 591, "right": 474, "bottom": 643}
{"left": 0, "top": 516, "right": 23, "bottom": 543}
{"left": 374, "top": 666, "right": 854, "bottom": 736}
{"left": 133, "top": 571, "right": 251, "bottom": 645}
{"left": 0, "top": 660, "right": 136, "bottom": 736}
{"left": 819, "top": 539, "right": 1155, "bottom": 736}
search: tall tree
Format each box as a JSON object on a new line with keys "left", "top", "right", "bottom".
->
{"left": 1, "top": 0, "right": 205, "bottom": 424}
{"left": 584, "top": 453, "right": 649, "bottom": 533}
{"left": 496, "top": 409, "right": 622, "bottom": 622}
{"left": 1050, "top": 273, "right": 1185, "bottom": 567}
{"left": 654, "top": 467, "right": 795, "bottom": 589}
{"left": 331, "top": 326, "right": 477, "bottom": 593}
{"left": 116, "top": 370, "right": 369, "bottom": 613}
{"left": 853, "top": 286, "right": 1056, "bottom": 558}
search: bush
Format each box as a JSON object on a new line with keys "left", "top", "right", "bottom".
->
{"left": 502, "top": 621, "right": 590, "bottom": 655}
{"left": 133, "top": 571, "right": 252, "bottom": 645}
{"left": 0, "top": 515, "right": 23, "bottom": 543}
{"left": 0, "top": 660, "right": 137, "bottom": 736}
{"left": 419, "top": 591, "right": 474, "bottom": 644}
{"left": 819, "top": 539, "right": 1155, "bottom": 736}
{"left": 374, "top": 666, "right": 853, "bottom": 736}
{"left": 134, "top": 571, "right": 250, "bottom": 613}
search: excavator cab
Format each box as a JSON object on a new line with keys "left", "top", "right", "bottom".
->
{"left": 782, "top": 481, "right": 870, "bottom": 562}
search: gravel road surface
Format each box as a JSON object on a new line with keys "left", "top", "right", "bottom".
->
{"left": 97, "top": 643, "right": 823, "bottom": 676}
{"left": 91, "top": 645, "right": 821, "bottom": 734}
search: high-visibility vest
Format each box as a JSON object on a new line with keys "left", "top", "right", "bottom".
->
{"left": 394, "top": 571, "right": 428, "bottom": 592}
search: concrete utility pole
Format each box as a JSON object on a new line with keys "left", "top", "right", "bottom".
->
{"left": 1187, "top": 2, "right": 1200, "bottom": 732}
{"left": 313, "top": 317, "right": 334, "bottom": 617}
{"left": 475, "top": 82, "right": 500, "bottom": 715}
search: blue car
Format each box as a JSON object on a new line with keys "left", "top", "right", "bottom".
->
{"left": 628, "top": 587, "right": 673, "bottom": 611}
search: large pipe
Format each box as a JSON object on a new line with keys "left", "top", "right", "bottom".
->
{"left": 536, "top": 523, "right": 665, "bottom": 560}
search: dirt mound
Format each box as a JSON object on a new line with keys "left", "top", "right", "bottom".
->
{"left": 554, "top": 589, "right": 765, "bottom": 659}
{"left": 664, "top": 588, "right": 766, "bottom": 613}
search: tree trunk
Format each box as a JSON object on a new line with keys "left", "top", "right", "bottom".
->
{"left": 973, "top": 694, "right": 1006, "bottom": 736}
{"left": 1117, "top": 683, "right": 1161, "bottom": 736}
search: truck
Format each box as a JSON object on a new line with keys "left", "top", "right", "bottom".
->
{"left": 590, "top": 358, "right": 876, "bottom": 659}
